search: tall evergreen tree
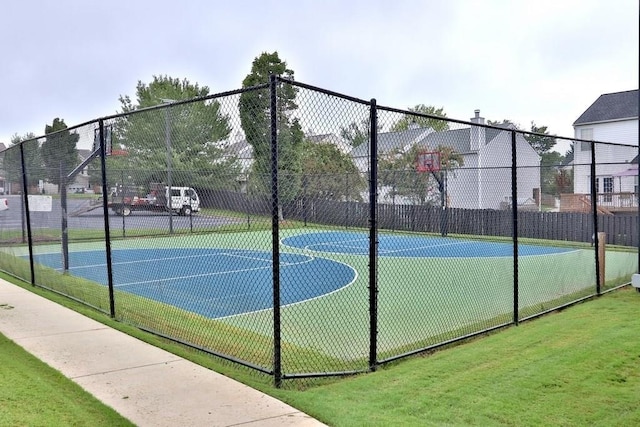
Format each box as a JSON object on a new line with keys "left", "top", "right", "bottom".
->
{"left": 41, "top": 118, "right": 79, "bottom": 191}
{"left": 238, "top": 52, "right": 304, "bottom": 208}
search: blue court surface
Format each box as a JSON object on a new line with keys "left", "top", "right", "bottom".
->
{"left": 282, "top": 231, "right": 574, "bottom": 257}
{"left": 31, "top": 232, "right": 573, "bottom": 319}
{"left": 31, "top": 248, "right": 356, "bottom": 319}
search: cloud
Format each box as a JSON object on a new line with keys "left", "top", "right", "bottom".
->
{"left": 1, "top": 0, "right": 637, "bottom": 151}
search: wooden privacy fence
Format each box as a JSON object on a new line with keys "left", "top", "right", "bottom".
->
{"left": 202, "top": 189, "right": 638, "bottom": 247}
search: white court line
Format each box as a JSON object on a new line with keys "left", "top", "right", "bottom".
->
{"left": 67, "top": 250, "right": 276, "bottom": 271}
{"left": 301, "top": 236, "right": 470, "bottom": 255}
{"left": 65, "top": 250, "right": 314, "bottom": 274}
{"left": 216, "top": 259, "right": 359, "bottom": 321}
{"left": 113, "top": 252, "right": 316, "bottom": 288}
{"left": 115, "top": 265, "right": 272, "bottom": 288}
{"left": 303, "top": 236, "right": 368, "bottom": 252}
{"left": 378, "top": 240, "right": 470, "bottom": 254}
{"left": 183, "top": 289, "right": 265, "bottom": 304}
{"left": 69, "top": 252, "right": 227, "bottom": 270}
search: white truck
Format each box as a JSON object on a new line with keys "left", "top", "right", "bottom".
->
{"left": 109, "top": 184, "right": 200, "bottom": 217}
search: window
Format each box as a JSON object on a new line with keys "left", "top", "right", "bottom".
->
{"left": 635, "top": 176, "right": 638, "bottom": 195}
{"left": 580, "top": 128, "right": 593, "bottom": 151}
{"left": 603, "top": 177, "right": 613, "bottom": 203}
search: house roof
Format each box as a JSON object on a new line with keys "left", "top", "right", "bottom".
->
{"left": 422, "top": 125, "right": 510, "bottom": 154}
{"left": 350, "top": 124, "right": 511, "bottom": 158}
{"left": 573, "top": 89, "right": 639, "bottom": 125}
{"left": 350, "top": 127, "right": 432, "bottom": 158}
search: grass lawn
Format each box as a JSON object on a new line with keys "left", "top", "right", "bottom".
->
{"left": 274, "top": 286, "right": 640, "bottom": 426}
{"left": 0, "top": 333, "right": 133, "bottom": 426}
{"left": 1, "top": 271, "right": 639, "bottom": 426}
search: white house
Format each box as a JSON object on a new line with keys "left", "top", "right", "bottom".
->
{"left": 351, "top": 110, "right": 541, "bottom": 210}
{"left": 66, "top": 149, "right": 92, "bottom": 193}
{"left": 572, "top": 90, "right": 638, "bottom": 211}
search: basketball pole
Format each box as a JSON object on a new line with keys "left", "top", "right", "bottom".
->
{"left": 417, "top": 151, "right": 446, "bottom": 236}
{"left": 597, "top": 232, "right": 606, "bottom": 289}
{"left": 433, "top": 169, "right": 447, "bottom": 237}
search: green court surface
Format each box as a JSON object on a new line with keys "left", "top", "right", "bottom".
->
{"left": 3, "top": 227, "right": 636, "bottom": 370}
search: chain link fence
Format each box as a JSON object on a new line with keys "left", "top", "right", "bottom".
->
{"left": 0, "top": 77, "right": 637, "bottom": 386}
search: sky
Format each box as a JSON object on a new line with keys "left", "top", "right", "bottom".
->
{"left": 1, "top": 0, "right": 638, "bottom": 154}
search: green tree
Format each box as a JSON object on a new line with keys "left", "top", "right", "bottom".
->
{"left": 2, "top": 133, "right": 43, "bottom": 190}
{"left": 556, "top": 168, "right": 573, "bottom": 195}
{"left": 526, "top": 122, "right": 556, "bottom": 155}
{"left": 539, "top": 150, "right": 564, "bottom": 196}
{"left": 238, "top": 51, "right": 304, "bottom": 210}
{"left": 300, "top": 140, "right": 365, "bottom": 201}
{"left": 41, "top": 119, "right": 79, "bottom": 192}
{"left": 379, "top": 144, "right": 463, "bottom": 205}
{"left": 340, "top": 118, "right": 371, "bottom": 149}
{"left": 114, "top": 75, "right": 236, "bottom": 188}
{"left": 524, "top": 122, "right": 565, "bottom": 196}
{"left": 390, "top": 104, "right": 449, "bottom": 132}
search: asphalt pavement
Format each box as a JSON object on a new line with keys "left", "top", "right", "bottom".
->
{"left": 0, "top": 194, "right": 243, "bottom": 232}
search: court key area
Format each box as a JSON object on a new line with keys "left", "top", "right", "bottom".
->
{"left": 31, "top": 247, "right": 356, "bottom": 319}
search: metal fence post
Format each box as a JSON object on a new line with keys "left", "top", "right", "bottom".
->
{"left": 98, "top": 120, "right": 116, "bottom": 318}
{"left": 368, "top": 99, "right": 379, "bottom": 372}
{"left": 19, "top": 143, "right": 35, "bottom": 285}
{"left": 590, "top": 142, "right": 601, "bottom": 294}
{"left": 270, "top": 74, "right": 282, "bottom": 387}
{"left": 165, "top": 105, "right": 174, "bottom": 234}
{"left": 511, "top": 131, "right": 519, "bottom": 325}
{"left": 60, "top": 162, "right": 69, "bottom": 271}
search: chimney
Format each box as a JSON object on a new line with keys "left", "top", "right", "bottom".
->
{"left": 470, "top": 109, "right": 485, "bottom": 151}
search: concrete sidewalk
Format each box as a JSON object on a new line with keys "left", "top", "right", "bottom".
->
{"left": 0, "top": 279, "right": 326, "bottom": 427}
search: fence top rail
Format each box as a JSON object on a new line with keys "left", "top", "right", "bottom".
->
{"left": 2, "top": 78, "right": 636, "bottom": 153}
{"left": 278, "top": 76, "right": 373, "bottom": 106}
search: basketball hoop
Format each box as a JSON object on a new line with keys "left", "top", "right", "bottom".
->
{"left": 416, "top": 151, "right": 441, "bottom": 173}
{"left": 93, "top": 126, "right": 113, "bottom": 155}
